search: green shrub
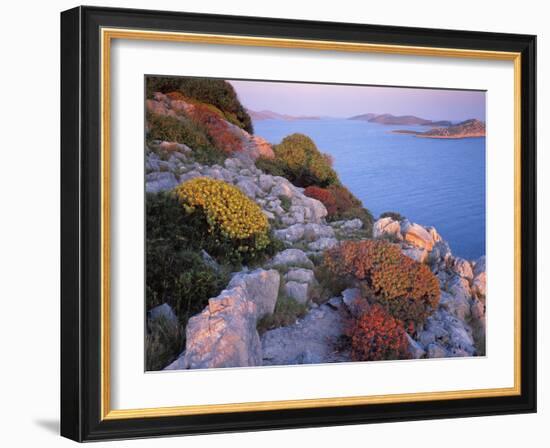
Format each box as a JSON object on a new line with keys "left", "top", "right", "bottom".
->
{"left": 146, "top": 76, "right": 253, "bottom": 133}
{"left": 145, "top": 315, "right": 184, "bottom": 371}
{"left": 279, "top": 195, "right": 292, "bottom": 212}
{"left": 380, "top": 211, "right": 405, "bottom": 222}
{"left": 255, "top": 157, "right": 287, "bottom": 178}
{"left": 269, "top": 134, "right": 339, "bottom": 188}
{"left": 146, "top": 112, "right": 225, "bottom": 165}
{"left": 323, "top": 239, "right": 440, "bottom": 331}
{"left": 146, "top": 192, "right": 227, "bottom": 324}
{"left": 257, "top": 293, "right": 308, "bottom": 334}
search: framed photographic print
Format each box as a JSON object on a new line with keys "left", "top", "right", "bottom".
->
{"left": 60, "top": 6, "right": 537, "bottom": 442}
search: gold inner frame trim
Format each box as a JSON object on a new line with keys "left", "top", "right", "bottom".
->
{"left": 100, "top": 27, "right": 522, "bottom": 421}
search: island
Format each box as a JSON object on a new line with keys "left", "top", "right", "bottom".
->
{"left": 247, "top": 109, "right": 321, "bottom": 121}
{"left": 392, "top": 119, "right": 486, "bottom": 139}
{"left": 349, "top": 113, "right": 457, "bottom": 126}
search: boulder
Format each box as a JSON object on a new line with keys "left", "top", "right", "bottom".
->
{"left": 159, "top": 141, "right": 191, "bottom": 154}
{"left": 145, "top": 171, "right": 178, "bottom": 193}
{"left": 451, "top": 257, "right": 474, "bottom": 281}
{"left": 274, "top": 224, "right": 305, "bottom": 243}
{"left": 341, "top": 288, "right": 363, "bottom": 317}
{"left": 268, "top": 249, "right": 314, "bottom": 269}
{"left": 439, "top": 289, "right": 471, "bottom": 322}
{"left": 470, "top": 297, "right": 486, "bottom": 355}
{"left": 228, "top": 269, "right": 280, "bottom": 319}
{"left": 417, "top": 330, "right": 436, "bottom": 347}
{"left": 235, "top": 178, "right": 262, "bottom": 199}
{"left": 402, "top": 246, "right": 428, "bottom": 263}
{"left": 473, "top": 256, "right": 486, "bottom": 276}
{"left": 285, "top": 281, "right": 309, "bottom": 304}
{"left": 424, "top": 309, "right": 476, "bottom": 357}
{"left": 308, "top": 237, "right": 338, "bottom": 251}
{"left": 245, "top": 135, "right": 275, "bottom": 159}
{"left": 271, "top": 177, "right": 295, "bottom": 199}
{"left": 182, "top": 288, "right": 262, "bottom": 369}
{"left": 258, "top": 174, "right": 275, "bottom": 192}
{"left": 401, "top": 221, "right": 434, "bottom": 250}
{"left": 300, "top": 196, "right": 328, "bottom": 223}
{"left": 148, "top": 303, "right": 179, "bottom": 329}
{"left": 341, "top": 218, "right": 363, "bottom": 232}
{"left": 407, "top": 334, "right": 426, "bottom": 359}
{"left": 472, "top": 256, "right": 487, "bottom": 299}
{"left": 428, "top": 240, "right": 452, "bottom": 265}
{"left": 302, "top": 223, "right": 335, "bottom": 241}
{"left": 373, "top": 217, "right": 402, "bottom": 240}
{"left": 426, "top": 343, "right": 448, "bottom": 358}
{"left": 178, "top": 170, "right": 201, "bottom": 183}
{"left": 285, "top": 268, "right": 315, "bottom": 284}
{"left": 426, "top": 226, "right": 443, "bottom": 243}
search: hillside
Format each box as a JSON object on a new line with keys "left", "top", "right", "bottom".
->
{"left": 248, "top": 109, "right": 321, "bottom": 121}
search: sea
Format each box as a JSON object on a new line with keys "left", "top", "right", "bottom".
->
{"left": 254, "top": 119, "right": 486, "bottom": 261}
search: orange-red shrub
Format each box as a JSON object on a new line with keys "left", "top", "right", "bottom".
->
{"left": 323, "top": 240, "right": 440, "bottom": 329}
{"left": 188, "top": 103, "right": 243, "bottom": 154}
{"left": 350, "top": 305, "right": 410, "bottom": 361}
{"left": 350, "top": 304, "right": 411, "bottom": 361}
{"left": 304, "top": 186, "right": 338, "bottom": 215}
{"left": 328, "top": 185, "right": 362, "bottom": 214}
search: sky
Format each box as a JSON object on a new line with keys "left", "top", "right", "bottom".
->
{"left": 229, "top": 80, "right": 485, "bottom": 121}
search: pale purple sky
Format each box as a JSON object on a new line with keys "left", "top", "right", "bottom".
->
{"left": 229, "top": 80, "right": 485, "bottom": 121}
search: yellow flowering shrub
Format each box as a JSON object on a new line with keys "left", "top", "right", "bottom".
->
{"left": 174, "top": 177, "right": 270, "bottom": 259}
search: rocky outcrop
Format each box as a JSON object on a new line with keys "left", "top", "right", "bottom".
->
{"left": 371, "top": 216, "right": 486, "bottom": 358}
{"left": 228, "top": 269, "right": 281, "bottom": 319}
{"left": 373, "top": 217, "right": 403, "bottom": 240}
{"left": 166, "top": 269, "right": 279, "bottom": 370}
{"left": 147, "top": 92, "right": 275, "bottom": 159}
{"left": 401, "top": 220, "right": 435, "bottom": 251}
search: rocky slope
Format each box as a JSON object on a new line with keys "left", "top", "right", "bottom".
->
{"left": 146, "top": 92, "right": 486, "bottom": 370}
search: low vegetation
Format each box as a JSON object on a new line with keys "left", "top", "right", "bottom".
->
{"left": 146, "top": 192, "right": 227, "bottom": 324}
{"left": 257, "top": 292, "right": 308, "bottom": 334}
{"left": 380, "top": 211, "right": 405, "bottom": 221}
{"left": 146, "top": 76, "right": 253, "bottom": 133}
{"left": 323, "top": 239, "right": 440, "bottom": 331}
{"left": 349, "top": 304, "right": 410, "bottom": 361}
{"left": 146, "top": 112, "right": 226, "bottom": 165}
{"left": 145, "top": 315, "right": 184, "bottom": 371}
{"left": 174, "top": 177, "right": 273, "bottom": 263}
{"left": 256, "top": 134, "right": 338, "bottom": 187}
{"left": 305, "top": 184, "right": 374, "bottom": 236}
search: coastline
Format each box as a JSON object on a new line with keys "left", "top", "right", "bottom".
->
{"left": 391, "top": 130, "right": 486, "bottom": 139}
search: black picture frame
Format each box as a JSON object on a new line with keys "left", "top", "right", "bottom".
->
{"left": 61, "top": 5, "right": 536, "bottom": 442}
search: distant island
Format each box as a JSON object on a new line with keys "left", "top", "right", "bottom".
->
{"left": 248, "top": 109, "right": 321, "bottom": 121}
{"left": 392, "top": 119, "right": 486, "bottom": 139}
{"left": 349, "top": 113, "right": 454, "bottom": 126}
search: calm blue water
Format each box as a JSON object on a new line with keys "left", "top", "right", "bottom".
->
{"left": 254, "top": 119, "right": 486, "bottom": 260}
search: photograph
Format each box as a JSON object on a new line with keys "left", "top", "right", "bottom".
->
{"left": 144, "top": 76, "right": 487, "bottom": 371}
